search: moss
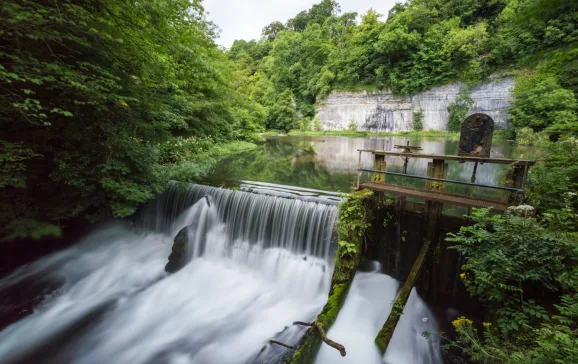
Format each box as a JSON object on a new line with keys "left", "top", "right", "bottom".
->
{"left": 288, "top": 190, "right": 374, "bottom": 363}
{"left": 374, "top": 238, "right": 432, "bottom": 353}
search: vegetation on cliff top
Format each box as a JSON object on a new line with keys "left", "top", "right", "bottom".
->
{"left": 228, "top": 0, "right": 578, "bottom": 135}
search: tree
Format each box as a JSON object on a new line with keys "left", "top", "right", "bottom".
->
{"left": 413, "top": 106, "right": 424, "bottom": 131}
{"left": 0, "top": 0, "right": 257, "bottom": 240}
{"left": 262, "top": 21, "right": 286, "bottom": 41}
{"left": 509, "top": 75, "right": 577, "bottom": 134}
{"left": 267, "top": 89, "right": 298, "bottom": 133}
{"left": 287, "top": 0, "right": 341, "bottom": 32}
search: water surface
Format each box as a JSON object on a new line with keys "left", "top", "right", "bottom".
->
{"left": 203, "top": 135, "right": 541, "bottom": 212}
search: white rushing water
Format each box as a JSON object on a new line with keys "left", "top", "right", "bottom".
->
{"left": 0, "top": 184, "right": 440, "bottom": 364}
{"left": 316, "top": 270, "right": 441, "bottom": 364}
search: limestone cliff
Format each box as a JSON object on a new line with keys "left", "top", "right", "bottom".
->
{"left": 316, "top": 77, "right": 513, "bottom": 131}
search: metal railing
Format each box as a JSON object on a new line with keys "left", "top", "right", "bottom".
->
{"left": 357, "top": 168, "right": 524, "bottom": 192}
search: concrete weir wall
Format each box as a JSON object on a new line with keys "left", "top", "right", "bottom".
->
{"left": 316, "top": 77, "right": 514, "bottom": 132}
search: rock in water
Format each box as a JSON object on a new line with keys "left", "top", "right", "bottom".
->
{"left": 165, "top": 226, "right": 188, "bottom": 273}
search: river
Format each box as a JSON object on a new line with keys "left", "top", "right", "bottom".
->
{"left": 0, "top": 135, "right": 540, "bottom": 364}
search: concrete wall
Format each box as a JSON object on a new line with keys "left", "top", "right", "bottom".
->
{"left": 316, "top": 77, "right": 514, "bottom": 131}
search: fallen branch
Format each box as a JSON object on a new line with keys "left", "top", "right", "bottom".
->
{"left": 294, "top": 321, "right": 346, "bottom": 357}
{"left": 269, "top": 339, "right": 296, "bottom": 350}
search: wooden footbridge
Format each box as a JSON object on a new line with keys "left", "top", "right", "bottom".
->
{"left": 355, "top": 114, "right": 536, "bottom": 212}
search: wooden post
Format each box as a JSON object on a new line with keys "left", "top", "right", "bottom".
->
{"left": 356, "top": 151, "right": 362, "bottom": 189}
{"left": 425, "top": 159, "right": 446, "bottom": 215}
{"left": 371, "top": 154, "right": 386, "bottom": 184}
{"left": 375, "top": 238, "right": 432, "bottom": 354}
{"left": 504, "top": 165, "right": 525, "bottom": 203}
{"left": 467, "top": 162, "right": 479, "bottom": 215}
{"left": 426, "top": 159, "right": 448, "bottom": 192}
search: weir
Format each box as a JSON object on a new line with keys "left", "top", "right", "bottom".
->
{"left": 0, "top": 115, "right": 531, "bottom": 364}
{"left": 0, "top": 182, "right": 440, "bottom": 364}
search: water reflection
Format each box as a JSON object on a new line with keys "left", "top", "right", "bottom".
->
{"left": 204, "top": 135, "right": 542, "bottom": 204}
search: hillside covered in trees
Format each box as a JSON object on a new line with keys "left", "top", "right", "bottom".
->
{"left": 229, "top": 0, "right": 577, "bottom": 134}
{"left": 1, "top": 0, "right": 577, "bottom": 239}
{"left": 0, "top": 0, "right": 264, "bottom": 240}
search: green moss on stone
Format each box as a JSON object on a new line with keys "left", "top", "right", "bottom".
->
{"left": 288, "top": 190, "right": 374, "bottom": 364}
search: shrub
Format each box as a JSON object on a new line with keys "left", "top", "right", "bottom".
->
{"left": 446, "top": 205, "right": 578, "bottom": 362}
{"left": 312, "top": 116, "right": 323, "bottom": 131}
{"left": 509, "top": 74, "right": 577, "bottom": 135}
{"left": 527, "top": 140, "right": 578, "bottom": 212}
{"left": 347, "top": 120, "right": 357, "bottom": 131}
{"left": 413, "top": 107, "right": 424, "bottom": 131}
{"left": 514, "top": 127, "right": 549, "bottom": 146}
{"left": 447, "top": 87, "right": 473, "bottom": 132}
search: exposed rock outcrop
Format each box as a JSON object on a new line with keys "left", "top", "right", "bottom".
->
{"left": 316, "top": 77, "right": 513, "bottom": 131}
{"left": 165, "top": 226, "right": 189, "bottom": 273}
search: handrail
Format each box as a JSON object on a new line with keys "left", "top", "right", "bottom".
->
{"left": 358, "top": 168, "right": 524, "bottom": 193}
{"left": 356, "top": 149, "right": 536, "bottom": 166}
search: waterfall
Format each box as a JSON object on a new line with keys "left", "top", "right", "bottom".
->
{"left": 0, "top": 183, "right": 441, "bottom": 364}
{"left": 138, "top": 182, "right": 338, "bottom": 260}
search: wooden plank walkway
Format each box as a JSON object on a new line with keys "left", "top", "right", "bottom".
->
{"left": 359, "top": 182, "right": 514, "bottom": 212}
{"left": 357, "top": 150, "right": 536, "bottom": 166}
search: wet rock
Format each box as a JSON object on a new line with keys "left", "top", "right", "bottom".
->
{"left": 165, "top": 226, "right": 188, "bottom": 273}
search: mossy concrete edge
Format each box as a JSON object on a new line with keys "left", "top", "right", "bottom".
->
{"left": 288, "top": 189, "right": 374, "bottom": 364}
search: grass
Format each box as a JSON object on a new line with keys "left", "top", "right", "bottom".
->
{"left": 210, "top": 140, "right": 258, "bottom": 157}
{"left": 288, "top": 129, "right": 460, "bottom": 138}
{"left": 283, "top": 129, "right": 515, "bottom": 140}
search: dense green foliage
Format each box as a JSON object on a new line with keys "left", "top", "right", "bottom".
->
{"left": 228, "top": 0, "right": 578, "bottom": 135}
{"left": 0, "top": 0, "right": 262, "bottom": 240}
{"left": 510, "top": 74, "right": 578, "bottom": 134}
{"left": 413, "top": 106, "right": 424, "bottom": 131}
{"left": 447, "top": 87, "right": 474, "bottom": 132}
{"left": 2, "top": 0, "right": 577, "bottom": 243}
{"left": 447, "top": 141, "right": 578, "bottom": 362}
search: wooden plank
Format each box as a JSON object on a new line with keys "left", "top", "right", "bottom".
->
{"left": 375, "top": 238, "right": 431, "bottom": 353}
{"left": 356, "top": 150, "right": 536, "bottom": 166}
{"left": 426, "top": 160, "right": 447, "bottom": 192}
{"left": 371, "top": 155, "right": 386, "bottom": 184}
{"left": 359, "top": 182, "right": 513, "bottom": 212}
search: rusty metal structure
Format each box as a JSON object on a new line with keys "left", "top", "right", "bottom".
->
{"left": 355, "top": 114, "right": 536, "bottom": 213}
{"left": 458, "top": 113, "right": 494, "bottom": 157}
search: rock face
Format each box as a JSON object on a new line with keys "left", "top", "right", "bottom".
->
{"left": 316, "top": 77, "right": 513, "bottom": 131}
{"left": 165, "top": 226, "right": 189, "bottom": 273}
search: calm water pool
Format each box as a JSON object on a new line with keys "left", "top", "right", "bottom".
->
{"left": 202, "top": 135, "right": 542, "bottom": 212}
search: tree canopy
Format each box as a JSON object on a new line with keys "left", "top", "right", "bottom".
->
{"left": 1, "top": 0, "right": 577, "bottom": 240}
{"left": 0, "top": 0, "right": 263, "bottom": 240}
{"left": 228, "top": 0, "right": 577, "bottom": 134}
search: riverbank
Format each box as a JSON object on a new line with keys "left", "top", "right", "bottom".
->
{"left": 156, "top": 140, "right": 258, "bottom": 183}
{"left": 284, "top": 130, "right": 513, "bottom": 140}
{"left": 289, "top": 130, "right": 459, "bottom": 138}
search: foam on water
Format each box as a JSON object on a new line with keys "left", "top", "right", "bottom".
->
{"left": 0, "top": 184, "right": 441, "bottom": 364}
